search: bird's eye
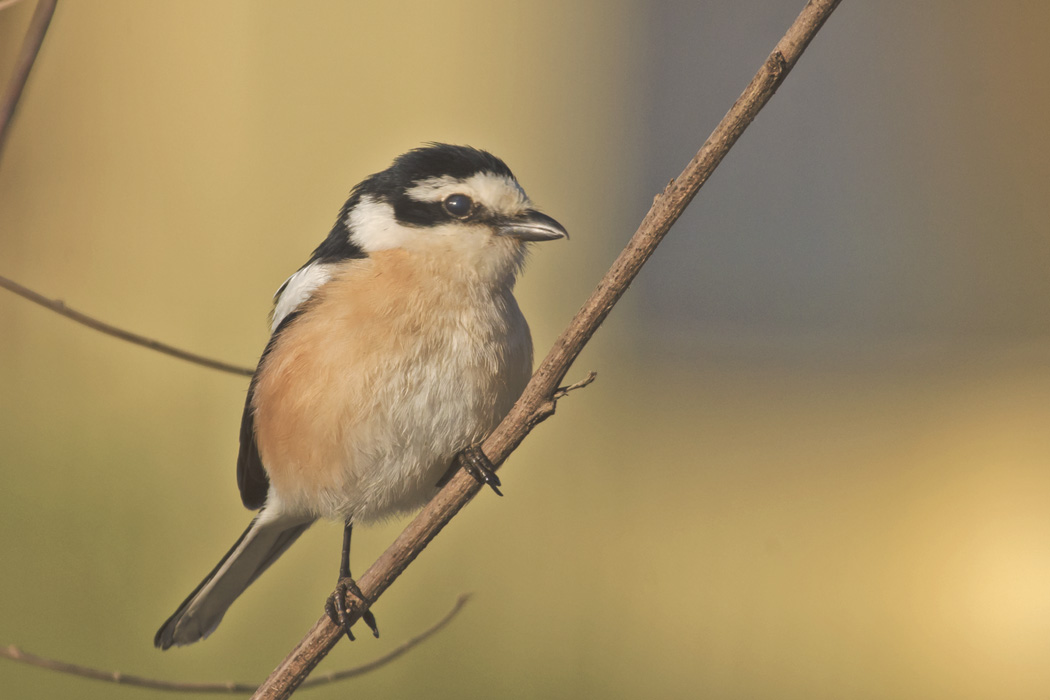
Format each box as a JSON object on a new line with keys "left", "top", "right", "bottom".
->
{"left": 443, "top": 194, "right": 473, "bottom": 218}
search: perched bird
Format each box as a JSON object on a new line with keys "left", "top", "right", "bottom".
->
{"left": 154, "top": 144, "right": 566, "bottom": 649}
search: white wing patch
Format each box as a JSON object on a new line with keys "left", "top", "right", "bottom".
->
{"left": 271, "top": 262, "right": 333, "bottom": 332}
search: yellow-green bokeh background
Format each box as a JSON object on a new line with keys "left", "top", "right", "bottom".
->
{"left": 3, "top": 2, "right": 1050, "bottom": 698}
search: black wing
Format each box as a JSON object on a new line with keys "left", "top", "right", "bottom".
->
{"left": 236, "top": 311, "right": 302, "bottom": 510}
{"left": 238, "top": 194, "right": 368, "bottom": 509}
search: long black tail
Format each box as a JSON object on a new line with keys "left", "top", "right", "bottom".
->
{"left": 154, "top": 511, "right": 313, "bottom": 649}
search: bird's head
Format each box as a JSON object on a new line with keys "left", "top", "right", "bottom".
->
{"left": 315, "top": 144, "right": 566, "bottom": 283}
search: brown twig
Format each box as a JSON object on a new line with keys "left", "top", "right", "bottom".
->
{"left": 0, "top": 594, "right": 470, "bottom": 693}
{"left": 0, "top": 0, "right": 57, "bottom": 160}
{"left": 251, "top": 1, "right": 843, "bottom": 698}
{"left": 0, "top": 274, "right": 256, "bottom": 377}
{"left": 553, "top": 371, "right": 597, "bottom": 400}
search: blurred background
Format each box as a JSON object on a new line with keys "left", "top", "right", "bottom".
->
{"left": 2, "top": 1, "right": 1050, "bottom": 698}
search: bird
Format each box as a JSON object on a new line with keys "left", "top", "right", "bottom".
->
{"left": 154, "top": 143, "right": 567, "bottom": 650}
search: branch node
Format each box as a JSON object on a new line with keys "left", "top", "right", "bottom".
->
{"left": 769, "top": 49, "right": 788, "bottom": 78}
{"left": 529, "top": 371, "right": 598, "bottom": 425}
{"left": 533, "top": 400, "right": 556, "bottom": 423}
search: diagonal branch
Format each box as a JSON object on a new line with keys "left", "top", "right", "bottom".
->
{"left": 252, "top": 1, "right": 843, "bottom": 697}
{"left": 0, "top": 274, "right": 256, "bottom": 376}
{"left": 0, "top": 0, "right": 57, "bottom": 159}
{"left": 0, "top": 594, "right": 470, "bottom": 693}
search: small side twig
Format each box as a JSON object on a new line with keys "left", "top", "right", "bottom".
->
{"left": 529, "top": 371, "right": 598, "bottom": 424}
{"left": 553, "top": 371, "right": 597, "bottom": 400}
{"left": 0, "top": 0, "right": 57, "bottom": 159}
{"left": 0, "top": 274, "right": 256, "bottom": 377}
{"left": 0, "top": 594, "right": 471, "bottom": 694}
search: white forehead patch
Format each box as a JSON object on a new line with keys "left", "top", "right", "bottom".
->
{"left": 346, "top": 194, "right": 418, "bottom": 252}
{"left": 405, "top": 171, "right": 529, "bottom": 216}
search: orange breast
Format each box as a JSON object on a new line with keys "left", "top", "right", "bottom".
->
{"left": 249, "top": 248, "right": 532, "bottom": 521}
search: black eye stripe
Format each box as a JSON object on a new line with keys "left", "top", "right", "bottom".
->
{"left": 390, "top": 191, "right": 485, "bottom": 227}
{"left": 392, "top": 197, "right": 448, "bottom": 227}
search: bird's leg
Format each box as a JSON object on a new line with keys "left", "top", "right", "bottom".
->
{"left": 324, "top": 520, "right": 379, "bottom": 640}
{"left": 459, "top": 445, "right": 503, "bottom": 497}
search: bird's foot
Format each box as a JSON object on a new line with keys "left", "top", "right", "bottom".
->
{"left": 325, "top": 577, "right": 379, "bottom": 641}
{"left": 460, "top": 445, "right": 503, "bottom": 496}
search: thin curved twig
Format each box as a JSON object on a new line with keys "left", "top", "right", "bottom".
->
{"left": 0, "top": 0, "right": 57, "bottom": 159}
{"left": 0, "top": 594, "right": 471, "bottom": 694}
{"left": 0, "top": 1, "right": 255, "bottom": 377}
{"left": 252, "top": 2, "right": 843, "bottom": 698}
{"left": 0, "top": 274, "right": 256, "bottom": 377}
{"left": 298, "top": 593, "right": 470, "bottom": 687}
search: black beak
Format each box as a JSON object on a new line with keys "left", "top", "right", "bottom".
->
{"left": 496, "top": 209, "right": 568, "bottom": 242}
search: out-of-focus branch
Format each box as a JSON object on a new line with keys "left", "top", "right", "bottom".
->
{"left": 252, "top": 1, "right": 843, "bottom": 698}
{"left": 0, "top": 0, "right": 57, "bottom": 159}
{"left": 0, "top": 274, "right": 256, "bottom": 376}
{"left": 0, "top": 594, "right": 470, "bottom": 693}
{"left": 0, "top": 2, "right": 256, "bottom": 377}
{"left": 0, "top": 1, "right": 30, "bottom": 13}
